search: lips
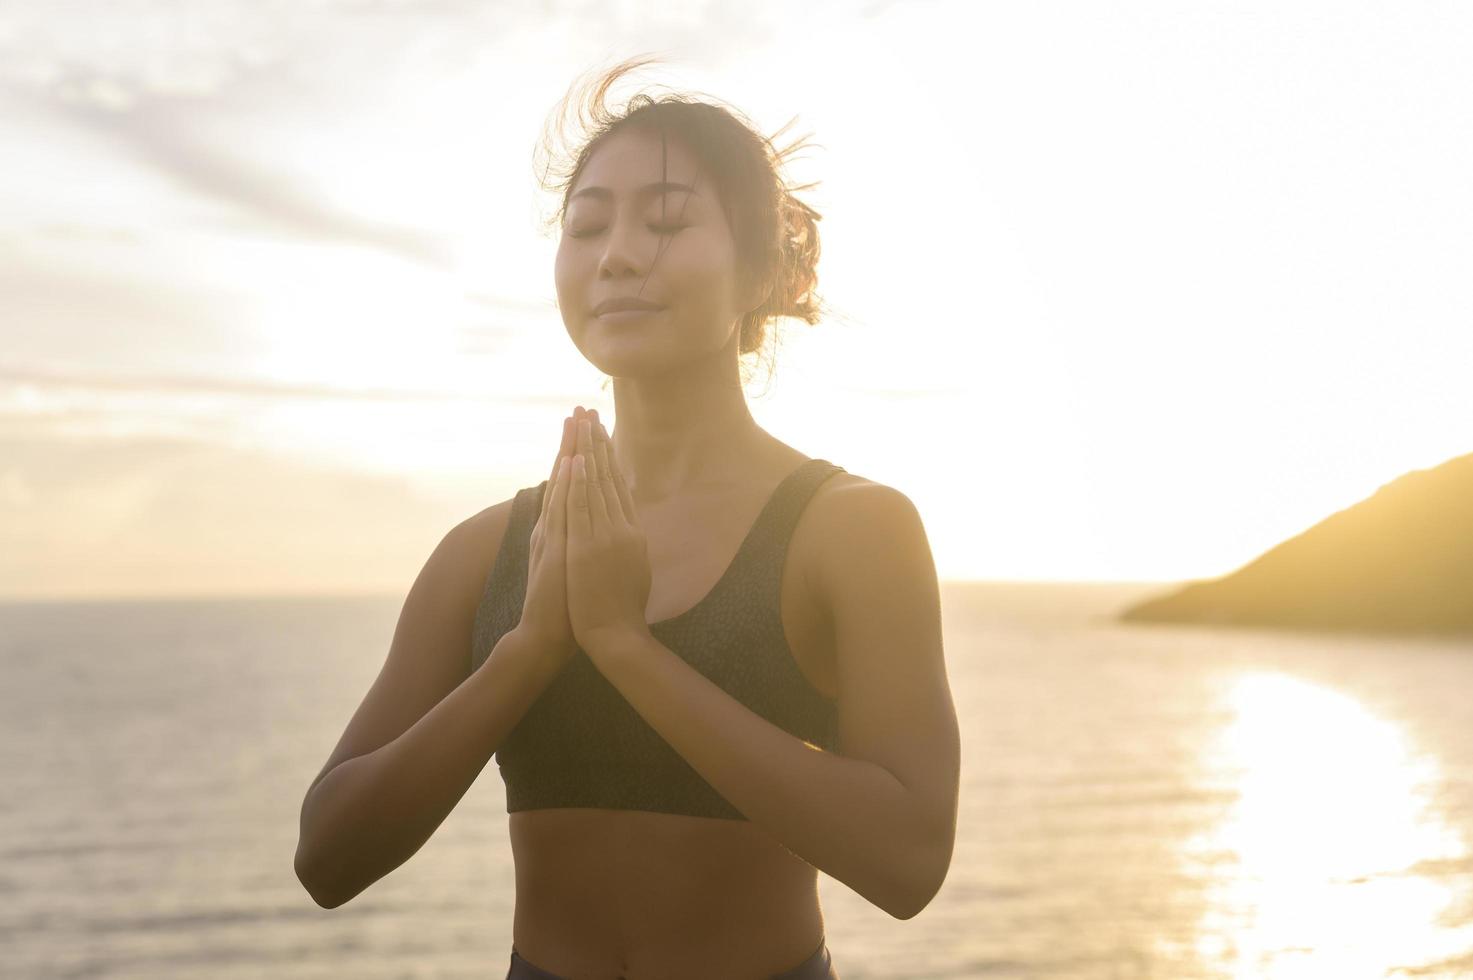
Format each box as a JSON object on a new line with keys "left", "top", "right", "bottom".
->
{"left": 593, "top": 297, "right": 666, "bottom": 316}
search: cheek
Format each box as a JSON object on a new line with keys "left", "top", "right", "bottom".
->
{"left": 663, "top": 235, "right": 734, "bottom": 289}
{"left": 553, "top": 242, "right": 590, "bottom": 308}
{"left": 554, "top": 239, "right": 576, "bottom": 283}
{"left": 553, "top": 245, "right": 584, "bottom": 330}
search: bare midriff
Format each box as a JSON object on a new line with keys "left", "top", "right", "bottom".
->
{"left": 509, "top": 808, "right": 825, "bottom": 979}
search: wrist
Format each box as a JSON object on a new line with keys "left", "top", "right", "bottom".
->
{"left": 578, "top": 625, "right": 654, "bottom": 665}
{"left": 508, "top": 623, "right": 575, "bottom": 662}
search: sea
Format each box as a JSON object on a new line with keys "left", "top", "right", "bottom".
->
{"left": 3, "top": 582, "right": 1472, "bottom": 979}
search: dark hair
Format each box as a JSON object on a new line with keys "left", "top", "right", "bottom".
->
{"left": 534, "top": 55, "right": 832, "bottom": 390}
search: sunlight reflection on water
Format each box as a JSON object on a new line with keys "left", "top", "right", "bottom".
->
{"left": 1181, "top": 672, "right": 1473, "bottom": 979}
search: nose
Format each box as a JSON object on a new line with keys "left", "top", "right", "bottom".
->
{"left": 598, "top": 218, "right": 650, "bottom": 281}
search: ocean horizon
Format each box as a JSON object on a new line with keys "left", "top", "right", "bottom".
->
{"left": 4, "top": 581, "right": 1472, "bottom": 979}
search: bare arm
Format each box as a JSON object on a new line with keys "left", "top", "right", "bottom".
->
{"left": 291, "top": 499, "right": 564, "bottom": 909}
{"left": 584, "top": 481, "right": 959, "bottom": 920}
{"left": 294, "top": 622, "right": 559, "bottom": 908}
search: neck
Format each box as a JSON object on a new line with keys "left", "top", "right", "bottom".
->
{"left": 606, "top": 346, "right": 765, "bottom": 503}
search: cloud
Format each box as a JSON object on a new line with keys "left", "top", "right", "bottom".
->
{"left": 0, "top": 0, "right": 828, "bottom": 274}
{"left": 0, "top": 360, "right": 474, "bottom": 403}
{"left": 0, "top": 358, "right": 584, "bottom": 407}
{"left": 28, "top": 82, "right": 455, "bottom": 268}
{"left": 0, "top": 256, "right": 258, "bottom": 368}
{"left": 0, "top": 432, "right": 509, "bottom": 599}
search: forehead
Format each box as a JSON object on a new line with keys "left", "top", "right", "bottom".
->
{"left": 569, "top": 127, "right": 703, "bottom": 200}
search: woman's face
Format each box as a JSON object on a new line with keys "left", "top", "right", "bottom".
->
{"left": 554, "top": 127, "right": 759, "bottom": 377}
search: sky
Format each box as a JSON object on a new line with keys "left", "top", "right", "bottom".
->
{"left": 2, "top": 0, "right": 1471, "bottom": 599}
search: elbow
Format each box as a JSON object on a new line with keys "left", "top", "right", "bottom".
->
{"left": 295, "top": 777, "right": 365, "bottom": 909}
{"left": 884, "top": 828, "right": 953, "bottom": 920}
{"left": 886, "top": 871, "right": 944, "bottom": 921}
{"left": 852, "top": 849, "right": 940, "bottom": 920}
{"left": 295, "top": 839, "right": 353, "bottom": 910}
{"left": 883, "top": 866, "right": 946, "bottom": 921}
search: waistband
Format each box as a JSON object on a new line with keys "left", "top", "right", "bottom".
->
{"left": 506, "top": 936, "right": 836, "bottom": 979}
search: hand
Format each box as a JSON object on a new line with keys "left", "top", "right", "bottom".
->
{"left": 565, "top": 414, "right": 654, "bottom": 661}
{"left": 518, "top": 408, "right": 584, "bottom": 668}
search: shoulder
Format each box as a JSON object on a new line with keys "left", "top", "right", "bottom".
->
{"left": 800, "top": 472, "right": 930, "bottom": 615}
{"left": 431, "top": 491, "right": 529, "bottom": 612}
{"left": 805, "top": 470, "right": 923, "bottom": 541}
{"left": 460, "top": 493, "right": 521, "bottom": 552}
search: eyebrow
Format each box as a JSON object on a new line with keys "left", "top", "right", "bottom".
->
{"left": 569, "top": 181, "right": 700, "bottom": 203}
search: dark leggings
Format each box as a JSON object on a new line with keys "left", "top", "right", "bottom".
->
{"left": 505, "top": 937, "right": 838, "bottom": 979}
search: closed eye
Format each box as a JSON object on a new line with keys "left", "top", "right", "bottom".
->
{"left": 567, "top": 224, "right": 687, "bottom": 239}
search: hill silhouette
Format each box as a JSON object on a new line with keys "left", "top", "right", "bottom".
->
{"left": 1120, "top": 451, "right": 1473, "bottom": 635}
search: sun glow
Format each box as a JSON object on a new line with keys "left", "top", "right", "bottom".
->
{"left": 1182, "top": 673, "right": 1473, "bottom": 977}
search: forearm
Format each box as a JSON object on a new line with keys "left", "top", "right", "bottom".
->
{"left": 295, "top": 626, "right": 560, "bottom": 907}
{"left": 595, "top": 632, "right": 936, "bottom": 919}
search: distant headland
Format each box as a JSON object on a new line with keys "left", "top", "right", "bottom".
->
{"left": 1119, "top": 451, "right": 1473, "bottom": 636}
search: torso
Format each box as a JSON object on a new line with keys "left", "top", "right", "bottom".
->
{"left": 495, "top": 439, "right": 865, "bottom": 979}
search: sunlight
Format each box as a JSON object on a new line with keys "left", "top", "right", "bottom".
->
{"left": 248, "top": 245, "right": 462, "bottom": 389}
{"left": 1183, "top": 673, "right": 1473, "bottom": 978}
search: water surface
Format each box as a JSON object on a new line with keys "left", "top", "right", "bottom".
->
{"left": 4, "top": 583, "right": 1471, "bottom": 978}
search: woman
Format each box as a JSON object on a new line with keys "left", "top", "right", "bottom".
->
{"left": 294, "top": 56, "right": 961, "bottom": 979}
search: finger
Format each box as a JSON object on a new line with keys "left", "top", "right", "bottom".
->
{"left": 576, "top": 418, "right": 611, "bottom": 539}
{"left": 576, "top": 413, "right": 592, "bottom": 467}
{"left": 584, "top": 451, "right": 611, "bottom": 539}
{"left": 548, "top": 453, "right": 571, "bottom": 545}
{"left": 599, "top": 422, "right": 637, "bottom": 526}
{"left": 568, "top": 420, "right": 593, "bottom": 538}
{"left": 542, "top": 414, "right": 574, "bottom": 516}
{"left": 590, "top": 419, "right": 625, "bottom": 528}
{"left": 549, "top": 411, "right": 581, "bottom": 536}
